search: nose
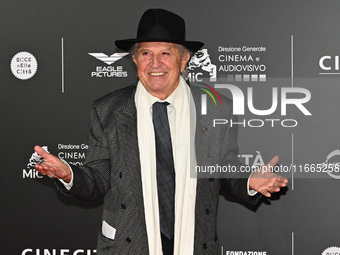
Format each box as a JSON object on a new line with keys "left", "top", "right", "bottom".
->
{"left": 150, "top": 54, "right": 161, "bottom": 68}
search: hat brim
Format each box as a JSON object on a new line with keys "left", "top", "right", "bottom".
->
{"left": 115, "top": 38, "right": 204, "bottom": 53}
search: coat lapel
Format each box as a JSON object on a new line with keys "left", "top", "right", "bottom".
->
{"left": 191, "top": 86, "right": 206, "bottom": 199}
{"left": 114, "top": 89, "right": 146, "bottom": 225}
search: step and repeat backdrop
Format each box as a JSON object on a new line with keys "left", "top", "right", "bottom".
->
{"left": 1, "top": 0, "right": 340, "bottom": 254}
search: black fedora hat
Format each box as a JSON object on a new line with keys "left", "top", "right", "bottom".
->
{"left": 115, "top": 8, "right": 204, "bottom": 52}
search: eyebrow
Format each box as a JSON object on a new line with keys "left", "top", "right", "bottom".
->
{"left": 138, "top": 46, "right": 175, "bottom": 52}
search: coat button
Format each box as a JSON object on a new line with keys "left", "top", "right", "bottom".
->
{"left": 202, "top": 127, "right": 208, "bottom": 133}
{"left": 126, "top": 237, "right": 131, "bottom": 243}
{"left": 206, "top": 209, "right": 210, "bottom": 215}
{"left": 119, "top": 172, "right": 122, "bottom": 178}
{"left": 203, "top": 243, "right": 207, "bottom": 249}
{"left": 208, "top": 178, "right": 214, "bottom": 182}
{"left": 121, "top": 204, "right": 126, "bottom": 209}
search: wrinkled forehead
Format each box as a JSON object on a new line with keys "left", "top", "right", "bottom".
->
{"left": 136, "top": 41, "right": 180, "bottom": 52}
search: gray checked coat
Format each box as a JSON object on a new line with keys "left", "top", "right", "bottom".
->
{"left": 56, "top": 84, "right": 261, "bottom": 255}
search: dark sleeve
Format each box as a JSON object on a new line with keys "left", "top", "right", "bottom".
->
{"left": 56, "top": 104, "right": 111, "bottom": 201}
{"left": 218, "top": 106, "right": 262, "bottom": 204}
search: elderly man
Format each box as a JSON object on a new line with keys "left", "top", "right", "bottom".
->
{"left": 34, "top": 8, "right": 287, "bottom": 255}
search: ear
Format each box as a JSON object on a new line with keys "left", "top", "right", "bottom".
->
{"left": 132, "top": 54, "right": 137, "bottom": 65}
{"left": 180, "top": 52, "right": 191, "bottom": 72}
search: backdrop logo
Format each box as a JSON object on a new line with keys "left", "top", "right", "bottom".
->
{"left": 89, "top": 52, "right": 129, "bottom": 78}
{"left": 188, "top": 45, "right": 267, "bottom": 83}
{"left": 322, "top": 246, "right": 340, "bottom": 255}
{"left": 217, "top": 45, "right": 267, "bottom": 82}
{"left": 216, "top": 84, "right": 311, "bottom": 116}
{"left": 221, "top": 246, "right": 268, "bottom": 255}
{"left": 57, "top": 143, "right": 88, "bottom": 166}
{"left": 22, "top": 248, "right": 97, "bottom": 255}
{"left": 89, "top": 53, "right": 129, "bottom": 65}
{"left": 238, "top": 151, "right": 265, "bottom": 167}
{"left": 10, "top": 51, "right": 38, "bottom": 80}
{"left": 319, "top": 55, "right": 340, "bottom": 73}
{"left": 200, "top": 82, "right": 222, "bottom": 115}
{"left": 322, "top": 149, "right": 340, "bottom": 179}
{"left": 200, "top": 84, "right": 312, "bottom": 128}
{"left": 187, "top": 49, "right": 217, "bottom": 82}
{"left": 23, "top": 146, "right": 48, "bottom": 179}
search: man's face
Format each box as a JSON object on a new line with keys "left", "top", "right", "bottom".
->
{"left": 133, "top": 42, "right": 190, "bottom": 100}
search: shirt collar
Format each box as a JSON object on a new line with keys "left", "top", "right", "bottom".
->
{"left": 137, "top": 76, "right": 187, "bottom": 111}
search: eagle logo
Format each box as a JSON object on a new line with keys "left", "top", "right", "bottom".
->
{"left": 88, "top": 53, "right": 129, "bottom": 65}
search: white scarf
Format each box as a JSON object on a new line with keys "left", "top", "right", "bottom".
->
{"left": 135, "top": 76, "right": 197, "bottom": 255}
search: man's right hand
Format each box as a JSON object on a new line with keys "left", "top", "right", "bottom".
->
{"left": 34, "top": 145, "right": 72, "bottom": 183}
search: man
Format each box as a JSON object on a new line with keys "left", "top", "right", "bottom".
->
{"left": 34, "top": 9, "right": 287, "bottom": 255}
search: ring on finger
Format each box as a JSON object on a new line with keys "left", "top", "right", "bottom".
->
{"left": 48, "top": 171, "right": 55, "bottom": 178}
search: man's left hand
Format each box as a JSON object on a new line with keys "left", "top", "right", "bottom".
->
{"left": 249, "top": 156, "right": 288, "bottom": 197}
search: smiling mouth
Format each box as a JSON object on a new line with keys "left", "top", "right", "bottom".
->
{"left": 149, "top": 72, "right": 166, "bottom": 77}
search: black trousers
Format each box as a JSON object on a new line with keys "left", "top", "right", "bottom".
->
{"left": 161, "top": 233, "right": 174, "bottom": 255}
